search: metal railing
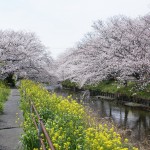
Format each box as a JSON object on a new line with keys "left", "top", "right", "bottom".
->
{"left": 29, "top": 99, "right": 55, "bottom": 150}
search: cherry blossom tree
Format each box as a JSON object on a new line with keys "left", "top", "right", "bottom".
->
{"left": 101, "top": 15, "right": 150, "bottom": 83}
{"left": 0, "top": 30, "right": 55, "bottom": 83}
{"left": 57, "top": 14, "right": 150, "bottom": 87}
{"left": 56, "top": 33, "right": 112, "bottom": 87}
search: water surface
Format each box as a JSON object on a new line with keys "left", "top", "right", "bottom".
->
{"left": 56, "top": 89, "right": 150, "bottom": 141}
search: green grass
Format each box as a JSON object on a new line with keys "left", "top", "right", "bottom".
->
{"left": 62, "top": 79, "right": 150, "bottom": 100}
{"left": 85, "top": 80, "right": 150, "bottom": 100}
{"left": 135, "top": 84, "right": 150, "bottom": 99}
{"left": 0, "top": 81, "right": 10, "bottom": 113}
{"left": 117, "top": 81, "right": 136, "bottom": 96}
{"left": 84, "top": 80, "right": 119, "bottom": 93}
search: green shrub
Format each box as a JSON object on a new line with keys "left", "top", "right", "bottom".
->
{"left": 0, "top": 81, "right": 10, "bottom": 113}
{"left": 62, "top": 79, "right": 78, "bottom": 89}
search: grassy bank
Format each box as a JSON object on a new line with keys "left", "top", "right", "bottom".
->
{"left": 62, "top": 80, "right": 150, "bottom": 100}
{"left": 85, "top": 80, "right": 150, "bottom": 100}
{"left": 0, "top": 81, "right": 10, "bottom": 113}
{"left": 19, "top": 80, "right": 137, "bottom": 150}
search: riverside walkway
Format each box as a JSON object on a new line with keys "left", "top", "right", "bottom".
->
{"left": 0, "top": 89, "right": 23, "bottom": 150}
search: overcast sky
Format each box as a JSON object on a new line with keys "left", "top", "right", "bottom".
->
{"left": 0, "top": 0, "right": 149, "bottom": 59}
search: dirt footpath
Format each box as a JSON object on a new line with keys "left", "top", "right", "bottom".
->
{"left": 0, "top": 89, "right": 23, "bottom": 150}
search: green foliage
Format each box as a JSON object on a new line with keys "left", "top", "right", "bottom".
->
{"left": 0, "top": 102, "right": 3, "bottom": 112}
{"left": 84, "top": 80, "right": 120, "bottom": 94}
{"left": 134, "top": 83, "right": 150, "bottom": 99}
{"left": 0, "top": 81, "right": 10, "bottom": 113}
{"left": 62, "top": 79, "right": 78, "bottom": 89}
{"left": 4, "top": 73, "right": 15, "bottom": 87}
{"left": 85, "top": 80, "right": 150, "bottom": 100}
{"left": 116, "top": 81, "right": 136, "bottom": 96}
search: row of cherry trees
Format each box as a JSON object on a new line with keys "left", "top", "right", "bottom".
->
{"left": 0, "top": 30, "right": 56, "bottom": 83}
{"left": 56, "top": 14, "right": 150, "bottom": 87}
{"left": 1, "top": 14, "right": 150, "bottom": 86}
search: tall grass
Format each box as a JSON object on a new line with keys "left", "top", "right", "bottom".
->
{"left": 0, "top": 81, "right": 10, "bottom": 113}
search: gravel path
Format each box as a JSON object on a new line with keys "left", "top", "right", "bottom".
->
{"left": 0, "top": 89, "right": 23, "bottom": 150}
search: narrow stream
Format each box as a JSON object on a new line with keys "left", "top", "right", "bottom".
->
{"left": 56, "top": 89, "right": 150, "bottom": 142}
{"left": 86, "top": 98, "right": 150, "bottom": 141}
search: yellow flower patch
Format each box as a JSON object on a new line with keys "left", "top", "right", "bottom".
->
{"left": 20, "top": 80, "right": 138, "bottom": 150}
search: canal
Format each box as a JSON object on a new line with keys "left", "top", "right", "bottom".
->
{"left": 56, "top": 89, "right": 150, "bottom": 144}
